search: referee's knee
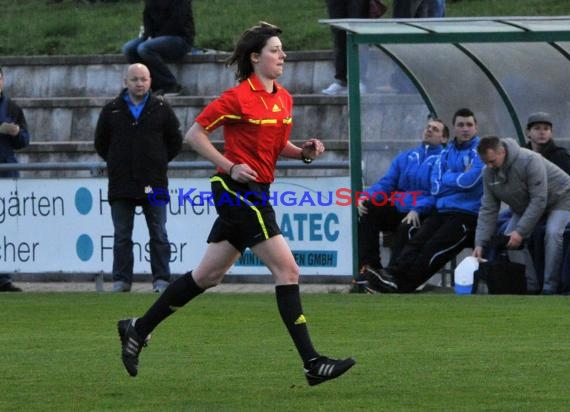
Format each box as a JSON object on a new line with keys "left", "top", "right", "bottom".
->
{"left": 274, "top": 265, "right": 300, "bottom": 284}
{"left": 193, "top": 270, "right": 224, "bottom": 289}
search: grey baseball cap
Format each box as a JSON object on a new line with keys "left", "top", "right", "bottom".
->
{"left": 527, "top": 112, "right": 553, "bottom": 128}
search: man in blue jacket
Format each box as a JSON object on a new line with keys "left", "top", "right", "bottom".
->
{"left": 357, "top": 118, "right": 448, "bottom": 282}
{"left": 365, "top": 108, "right": 484, "bottom": 293}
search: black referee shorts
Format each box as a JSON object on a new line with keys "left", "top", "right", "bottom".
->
{"left": 206, "top": 173, "right": 281, "bottom": 254}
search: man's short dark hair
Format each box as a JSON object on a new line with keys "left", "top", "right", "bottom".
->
{"left": 477, "top": 135, "right": 502, "bottom": 156}
{"left": 452, "top": 108, "right": 476, "bottom": 125}
{"left": 431, "top": 117, "right": 449, "bottom": 139}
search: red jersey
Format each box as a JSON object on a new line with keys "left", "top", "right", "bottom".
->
{"left": 195, "top": 73, "right": 293, "bottom": 183}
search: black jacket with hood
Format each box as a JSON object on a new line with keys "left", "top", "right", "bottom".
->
{"left": 143, "top": 0, "right": 195, "bottom": 45}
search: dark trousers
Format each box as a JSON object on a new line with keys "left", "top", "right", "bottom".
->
{"left": 393, "top": 0, "right": 445, "bottom": 18}
{"left": 358, "top": 203, "right": 410, "bottom": 269}
{"left": 122, "top": 36, "right": 192, "bottom": 90}
{"left": 389, "top": 212, "right": 477, "bottom": 292}
{"left": 325, "top": 0, "right": 369, "bottom": 82}
{"left": 110, "top": 199, "right": 171, "bottom": 284}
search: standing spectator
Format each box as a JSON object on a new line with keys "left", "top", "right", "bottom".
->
{"left": 363, "top": 108, "right": 484, "bottom": 293}
{"left": 0, "top": 66, "right": 30, "bottom": 292}
{"left": 393, "top": 0, "right": 445, "bottom": 17}
{"left": 356, "top": 118, "right": 448, "bottom": 282}
{"left": 122, "top": 0, "right": 195, "bottom": 96}
{"left": 525, "top": 112, "right": 570, "bottom": 175}
{"left": 473, "top": 136, "right": 570, "bottom": 294}
{"left": 321, "top": 0, "right": 369, "bottom": 95}
{"left": 116, "top": 22, "right": 355, "bottom": 386}
{"left": 94, "top": 63, "right": 183, "bottom": 293}
{"left": 0, "top": 67, "right": 30, "bottom": 178}
{"left": 390, "top": 0, "right": 444, "bottom": 92}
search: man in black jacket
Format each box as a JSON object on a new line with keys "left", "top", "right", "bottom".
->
{"left": 0, "top": 67, "right": 30, "bottom": 178}
{"left": 0, "top": 67, "right": 29, "bottom": 292}
{"left": 95, "top": 63, "right": 183, "bottom": 292}
{"left": 122, "top": 0, "right": 195, "bottom": 96}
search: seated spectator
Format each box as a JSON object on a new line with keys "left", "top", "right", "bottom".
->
{"left": 499, "top": 113, "right": 570, "bottom": 291}
{"left": 356, "top": 118, "right": 448, "bottom": 283}
{"left": 526, "top": 112, "right": 570, "bottom": 290}
{"left": 525, "top": 112, "right": 570, "bottom": 175}
{"left": 363, "top": 108, "right": 483, "bottom": 293}
{"left": 122, "top": 0, "right": 194, "bottom": 96}
{"left": 473, "top": 136, "right": 570, "bottom": 294}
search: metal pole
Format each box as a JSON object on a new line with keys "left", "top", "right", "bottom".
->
{"left": 347, "top": 32, "right": 363, "bottom": 279}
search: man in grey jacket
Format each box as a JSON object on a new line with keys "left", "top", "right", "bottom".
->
{"left": 473, "top": 136, "right": 570, "bottom": 294}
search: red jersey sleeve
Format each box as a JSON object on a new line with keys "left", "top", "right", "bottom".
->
{"left": 195, "top": 89, "right": 241, "bottom": 132}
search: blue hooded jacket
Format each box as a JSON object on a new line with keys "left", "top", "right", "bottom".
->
{"left": 365, "top": 143, "right": 443, "bottom": 214}
{"left": 431, "top": 136, "right": 484, "bottom": 214}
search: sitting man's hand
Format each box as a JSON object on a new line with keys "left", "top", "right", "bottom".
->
{"left": 401, "top": 210, "right": 420, "bottom": 227}
{"left": 357, "top": 198, "right": 369, "bottom": 217}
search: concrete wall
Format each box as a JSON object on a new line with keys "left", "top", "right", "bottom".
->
{"left": 3, "top": 52, "right": 429, "bottom": 182}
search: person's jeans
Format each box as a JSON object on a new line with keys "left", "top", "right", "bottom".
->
{"left": 122, "top": 36, "right": 192, "bottom": 90}
{"left": 325, "top": 0, "right": 369, "bottom": 83}
{"left": 542, "top": 210, "right": 570, "bottom": 293}
{"left": 394, "top": 0, "right": 445, "bottom": 17}
{"left": 415, "top": 0, "right": 445, "bottom": 17}
{"left": 111, "top": 199, "right": 171, "bottom": 285}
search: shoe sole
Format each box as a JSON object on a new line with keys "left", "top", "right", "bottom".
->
{"left": 365, "top": 269, "right": 398, "bottom": 292}
{"left": 351, "top": 279, "right": 376, "bottom": 294}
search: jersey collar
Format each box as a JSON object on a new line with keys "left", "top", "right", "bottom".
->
{"left": 246, "top": 73, "right": 280, "bottom": 93}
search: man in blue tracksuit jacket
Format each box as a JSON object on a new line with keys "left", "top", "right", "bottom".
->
{"left": 357, "top": 118, "right": 448, "bottom": 277}
{"left": 365, "top": 108, "right": 484, "bottom": 293}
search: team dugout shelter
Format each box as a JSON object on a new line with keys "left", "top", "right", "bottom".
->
{"left": 320, "top": 16, "right": 570, "bottom": 275}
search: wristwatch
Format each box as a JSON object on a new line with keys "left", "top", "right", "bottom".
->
{"left": 301, "top": 151, "right": 313, "bottom": 164}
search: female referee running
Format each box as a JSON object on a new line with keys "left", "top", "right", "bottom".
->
{"left": 117, "top": 21, "right": 355, "bottom": 386}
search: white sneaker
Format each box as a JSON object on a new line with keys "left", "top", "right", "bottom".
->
{"left": 322, "top": 81, "right": 367, "bottom": 95}
{"left": 112, "top": 281, "right": 131, "bottom": 293}
{"left": 322, "top": 82, "right": 347, "bottom": 95}
{"left": 153, "top": 279, "right": 169, "bottom": 293}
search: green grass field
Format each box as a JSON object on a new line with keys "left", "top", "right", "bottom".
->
{"left": 2, "top": 292, "right": 569, "bottom": 411}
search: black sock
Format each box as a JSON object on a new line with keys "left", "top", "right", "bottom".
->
{"left": 275, "top": 284, "right": 319, "bottom": 364}
{"left": 135, "top": 271, "right": 204, "bottom": 338}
